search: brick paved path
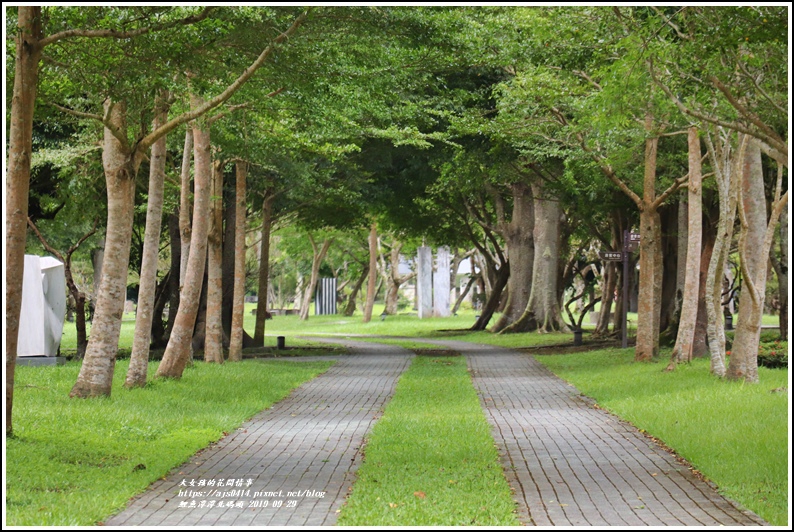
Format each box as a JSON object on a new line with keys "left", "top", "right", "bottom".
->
{"left": 425, "top": 339, "right": 766, "bottom": 526}
{"left": 105, "top": 343, "right": 412, "bottom": 527}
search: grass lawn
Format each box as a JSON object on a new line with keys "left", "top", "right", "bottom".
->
{"left": 534, "top": 348, "right": 790, "bottom": 526}
{"left": 6, "top": 358, "right": 334, "bottom": 526}
{"left": 337, "top": 355, "right": 519, "bottom": 526}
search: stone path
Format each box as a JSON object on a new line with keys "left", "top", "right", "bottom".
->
{"left": 105, "top": 342, "right": 412, "bottom": 527}
{"left": 422, "top": 339, "right": 766, "bottom": 526}
{"left": 105, "top": 337, "right": 766, "bottom": 527}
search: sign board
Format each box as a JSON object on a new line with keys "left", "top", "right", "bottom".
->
{"left": 627, "top": 232, "right": 640, "bottom": 252}
{"left": 599, "top": 251, "right": 623, "bottom": 262}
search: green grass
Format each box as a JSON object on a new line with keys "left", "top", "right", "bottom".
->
{"left": 337, "top": 355, "right": 519, "bottom": 526}
{"left": 6, "top": 358, "right": 334, "bottom": 526}
{"left": 534, "top": 349, "right": 789, "bottom": 526}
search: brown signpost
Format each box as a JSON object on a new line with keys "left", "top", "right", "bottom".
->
{"left": 600, "top": 231, "right": 639, "bottom": 349}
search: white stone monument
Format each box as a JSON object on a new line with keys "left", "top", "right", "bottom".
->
{"left": 433, "top": 246, "right": 451, "bottom": 317}
{"left": 17, "top": 255, "right": 67, "bottom": 361}
{"left": 417, "top": 246, "right": 433, "bottom": 318}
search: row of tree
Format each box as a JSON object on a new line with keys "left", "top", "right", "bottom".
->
{"left": 6, "top": 6, "right": 788, "bottom": 436}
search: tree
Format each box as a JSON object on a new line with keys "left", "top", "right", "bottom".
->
{"left": 65, "top": 8, "right": 312, "bottom": 390}
{"left": 126, "top": 93, "right": 171, "bottom": 387}
{"left": 668, "top": 127, "right": 703, "bottom": 366}
{"left": 228, "top": 160, "right": 248, "bottom": 361}
{"left": 726, "top": 140, "right": 788, "bottom": 383}
{"left": 362, "top": 222, "right": 379, "bottom": 323}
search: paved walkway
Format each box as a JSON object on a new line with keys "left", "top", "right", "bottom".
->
{"left": 105, "top": 342, "right": 412, "bottom": 527}
{"left": 105, "top": 337, "right": 766, "bottom": 527}
{"left": 421, "top": 339, "right": 766, "bottom": 526}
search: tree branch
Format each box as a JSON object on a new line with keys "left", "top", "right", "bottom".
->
{"left": 138, "top": 10, "right": 311, "bottom": 152}
{"left": 39, "top": 7, "right": 216, "bottom": 47}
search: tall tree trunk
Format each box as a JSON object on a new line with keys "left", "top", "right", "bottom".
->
{"left": 228, "top": 161, "right": 247, "bottom": 361}
{"left": 127, "top": 94, "right": 170, "bottom": 387}
{"left": 670, "top": 127, "right": 703, "bottom": 365}
{"left": 6, "top": 6, "right": 42, "bottom": 434}
{"left": 727, "top": 140, "right": 788, "bottom": 382}
{"left": 363, "top": 222, "right": 378, "bottom": 323}
{"left": 635, "top": 118, "right": 663, "bottom": 362}
{"left": 179, "top": 128, "right": 193, "bottom": 285}
{"left": 156, "top": 99, "right": 212, "bottom": 379}
{"left": 704, "top": 129, "right": 742, "bottom": 376}
{"left": 204, "top": 159, "right": 224, "bottom": 364}
{"left": 382, "top": 243, "right": 415, "bottom": 315}
{"left": 253, "top": 189, "right": 274, "bottom": 345}
{"left": 299, "top": 235, "right": 333, "bottom": 321}
{"left": 71, "top": 101, "right": 140, "bottom": 397}
{"left": 502, "top": 182, "right": 567, "bottom": 333}
{"left": 491, "top": 182, "right": 534, "bottom": 332}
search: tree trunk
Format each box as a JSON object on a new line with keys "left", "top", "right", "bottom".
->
{"left": 595, "top": 262, "right": 617, "bottom": 336}
{"left": 691, "top": 228, "right": 716, "bottom": 358}
{"left": 7, "top": 6, "right": 42, "bottom": 434}
{"left": 253, "top": 189, "right": 274, "bottom": 345}
{"left": 670, "top": 127, "right": 703, "bottom": 365}
{"left": 156, "top": 99, "right": 212, "bottom": 379}
{"left": 127, "top": 94, "right": 170, "bottom": 387}
{"left": 344, "top": 266, "right": 368, "bottom": 316}
{"left": 491, "top": 182, "right": 534, "bottom": 332}
{"left": 772, "top": 209, "right": 788, "bottom": 340}
{"left": 179, "top": 128, "right": 193, "bottom": 286}
{"left": 727, "top": 139, "right": 788, "bottom": 382}
{"left": 299, "top": 235, "right": 333, "bottom": 321}
{"left": 228, "top": 161, "right": 247, "bottom": 361}
{"left": 204, "top": 159, "right": 225, "bottom": 364}
{"left": 162, "top": 213, "right": 182, "bottom": 342}
{"left": 71, "top": 100, "right": 140, "bottom": 397}
{"left": 362, "top": 222, "right": 378, "bottom": 323}
{"left": 471, "top": 262, "right": 509, "bottom": 331}
{"left": 502, "top": 182, "right": 567, "bottom": 333}
{"left": 635, "top": 121, "right": 663, "bottom": 362}
{"left": 658, "top": 202, "right": 680, "bottom": 337}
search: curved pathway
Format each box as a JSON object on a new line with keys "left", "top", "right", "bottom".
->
{"left": 105, "top": 342, "right": 412, "bottom": 527}
{"left": 421, "top": 339, "right": 766, "bottom": 526}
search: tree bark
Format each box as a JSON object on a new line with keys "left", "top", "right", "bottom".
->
{"left": 253, "top": 189, "right": 274, "bottom": 344}
{"left": 126, "top": 94, "right": 170, "bottom": 387}
{"left": 491, "top": 182, "right": 534, "bottom": 332}
{"left": 727, "top": 139, "right": 788, "bottom": 382}
{"left": 228, "top": 161, "right": 247, "bottom": 361}
{"left": 381, "top": 242, "right": 416, "bottom": 315}
{"left": 502, "top": 181, "right": 567, "bottom": 333}
{"left": 670, "top": 127, "right": 703, "bottom": 365}
{"left": 71, "top": 100, "right": 141, "bottom": 397}
{"left": 204, "top": 159, "right": 225, "bottom": 364}
{"left": 362, "top": 222, "right": 378, "bottom": 322}
{"left": 156, "top": 98, "right": 212, "bottom": 379}
{"left": 635, "top": 118, "right": 663, "bottom": 362}
{"left": 6, "top": 6, "right": 43, "bottom": 434}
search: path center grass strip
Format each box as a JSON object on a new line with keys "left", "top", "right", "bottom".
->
{"left": 337, "top": 355, "right": 519, "bottom": 526}
{"left": 6, "top": 358, "right": 334, "bottom": 526}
